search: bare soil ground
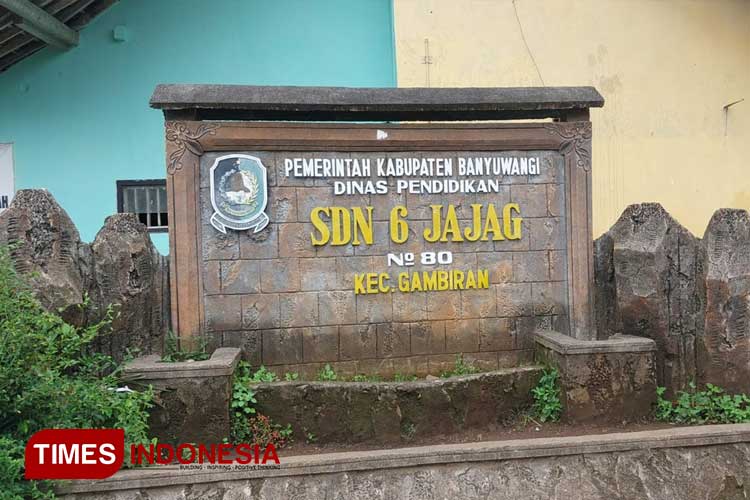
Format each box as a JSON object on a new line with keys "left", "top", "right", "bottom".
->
{"left": 281, "top": 417, "right": 678, "bottom": 457}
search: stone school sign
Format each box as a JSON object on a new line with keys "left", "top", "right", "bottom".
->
{"left": 151, "top": 85, "right": 604, "bottom": 375}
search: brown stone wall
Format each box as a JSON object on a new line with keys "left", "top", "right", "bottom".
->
{"left": 199, "top": 151, "right": 569, "bottom": 374}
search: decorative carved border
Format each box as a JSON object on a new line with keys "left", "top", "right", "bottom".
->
{"left": 544, "top": 122, "right": 592, "bottom": 171}
{"left": 165, "top": 122, "right": 219, "bottom": 174}
{"left": 164, "top": 121, "right": 596, "bottom": 343}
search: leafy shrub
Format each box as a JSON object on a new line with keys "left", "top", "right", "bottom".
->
{"left": 351, "top": 374, "right": 382, "bottom": 382}
{"left": 440, "top": 354, "right": 479, "bottom": 378}
{"left": 242, "top": 415, "right": 293, "bottom": 448}
{"left": 0, "top": 248, "right": 153, "bottom": 498}
{"left": 248, "top": 365, "right": 279, "bottom": 383}
{"left": 394, "top": 373, "right": 417, "bottom": 382}
{"left": 531, "top": 368, "right": 562, "bottom": 422}
{"left": 655, "top": 383, "right": 750, "bottom": 424}
{"left": 284, "top": 372, "right": 299, "bottom": 382}
{"left": 229, "top": 362, "right": 291, "bottom": 447}
{"left": 161, "top": 330, "right": 209, "bottom": 362}
{"left": 317, "top": 364, "right": 338, "bottom": 381}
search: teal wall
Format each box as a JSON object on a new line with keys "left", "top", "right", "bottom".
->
{"left": 0, "top": 0, "right": 396, "bottom": 254}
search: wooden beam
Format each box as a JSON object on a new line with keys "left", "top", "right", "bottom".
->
{"left": 0, "top": 0, "right": 77, "bottom": 48}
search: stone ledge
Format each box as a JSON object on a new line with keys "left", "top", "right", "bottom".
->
{"left": 149, "top": 84, "right": 604, "bottom": 121}
{"left": 535, "top": 329, "right": 656, "bottom": 355}
{"left": 57, "top": 424, "right": 750, "bottom": 495}
{"left": 123, "top": 348, "right": 241, "bottom": 379}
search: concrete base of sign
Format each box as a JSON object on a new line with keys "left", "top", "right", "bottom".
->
{"left": 123, "top": 348, "right": 241, "bottom": 445}
{"left": 534, "top": 330, "right": 657, "bottom": 423}
{"left": 57, "top": 424, "right": 750, "bottom": 499}
{"left": 253, "top": 366, "right": 542, "bottom": 445}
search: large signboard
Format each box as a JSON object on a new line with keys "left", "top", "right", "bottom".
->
{"left": 164, "top": 122, "right": 594, "bottom": 373}
{"left": 0, "top": 144, "right": 14, "bottom": 213}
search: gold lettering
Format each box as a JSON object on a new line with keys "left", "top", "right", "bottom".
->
{"left": 330, "top": 207, "right": 351, "bottom": 246}
{"left": 441, "top": 205, "right": 463, "bottom": 242}
{"left": 463, "top": 204, "right": 483, "bottom": 241}
{"left": 351, "top": 207, "right": 374, "bottom": 246}
{"left": 310, "top": 207, "right": 330, "bottom": 245}
{"left": 503, "top": 203, "right": 522, "bottom": 240}
{"left": 390, "top": 205, "right": 409, "bottom": 244}
{"left": 482, "top": 203, "right": 504, "bottom": 241}
{"left": 353, "top": 274, "right": 366, "bottom": 294}
{"left": 423, "top": 205, "right": 443, "bottom": 243}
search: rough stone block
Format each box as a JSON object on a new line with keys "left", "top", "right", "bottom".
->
{"left": 202, "top": 260, "right": 221, "bottom": 295}
{"left": 529, "top": 150, "right": 564, "bottom": 184}
{"left": 532, "top": 281, "right": 566, "bottom": 315}
{"left": 698, "top": 209, "right": 750, "bottom": 394}
{"left": 494, "top": 218, "right": 530, "bottom": 251}
{"left": 546, "top": 184, "right": 563, "bottom": 217}
{"left": 426, "top": 291, "right": 461, "bottom": 320}
{"left": 221, "top": 330, "right": 261, "bottom": 365}
{"left": 339, "top": 324, "right": 377, "bottom": 360}
{"left": 353, "top": 221, "right": 390, "bottom": 256}
{"left": 476, "top": 252, "right": 513, "bottom": 283}
{"left": 495, "top": 282, "right": 532, "bottom": 317}
{"left": 461, "top": 289, "right": 496, "bottom": 318}
{"left": 356, "top": 293, "right": 393, "bottom": 323}
{"left": 262, "top": 329, "right": 303, "bottom": 365}
{"left": 302, "top": 326, "right": 339, "bottom": 363}
{"left": 239, "top": 223, "right": 279, "bottom": 259}
{"left": 278, "top": 223, "right": 316, "bottom": 258}
{"left": 318, "top": 290, "right": 356, "bottom": 325}
{"left": 511, "top": 184, "right": 548, "bottom": 217}
{"left": 260, "top": 258, "right": 300, "bottom": 292}
{"left": 220, "top": 260, "right": 260, "bottom": 294}
{"left": 535, "top": 330, "right": 657, "bottom": 423}
{"left": 202, "top": 225, "right": 239, "bottom": 260}
{"left": 123, "top": 348, "right": 240, "bottom": 445}
{"left": 479, "top": 317, "right": 515, "bottom": 351}
{"left": 266, "top": 186, "right": 297, "bottom": 223}
{"left": 393, "top": 292, "right": 428, "bottom": 322}
{"left": 204, "top": 295, "right": 242, "bottom": 331}
{"left": 549, "top": 249, "right": 567, "bottom": 281}
{"left": 409, "top": 321, "right": 446, "bottom": 355}
{"left": 336, "top": 255, "right": 372, "bottom": 290}
{"left": 300, "top": 257, "right": 337, "bottom": 291}
{"left": 376, "top": 323, "right": 411, "bottom": 358}
{"left": 529, "top": 217, "right": 565, "bottom": 250}
{"left": 241, "top": 293, "right": 279, "bottom": 330}
{"left": 513, "top": 251, "right": 549, "bottom": 282}
{"left": 445, "top": 318, "right": 480, "bottom": 353}
{"left": 279, "top": 292, "right": 319, "bottom": 328}
{"left": 600, "top": 203, "right": 700, "bottom": 394}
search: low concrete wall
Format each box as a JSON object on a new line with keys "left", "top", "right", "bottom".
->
{"left": 58, "top": 424, "right": 750, "bottom": 499}
{"left": 254, "top": 366, "right": 541, "bottom": 444}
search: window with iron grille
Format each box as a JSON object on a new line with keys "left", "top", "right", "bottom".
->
{"left": 116, "top": 180, "right": 168, "bottom": 232}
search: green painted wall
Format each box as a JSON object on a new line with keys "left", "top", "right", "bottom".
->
{"left": 0, "top": 0, "right": 396, "bottom": 254}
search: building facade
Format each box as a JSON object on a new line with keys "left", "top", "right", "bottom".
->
{"left": 0, "top": 0, "right": 397, "bottom": 253}
{"left": 394, "top": 0, "right": 750, "bottom": 237}
{"left": 2, "top": 0, "right": 748, "bottom": 252}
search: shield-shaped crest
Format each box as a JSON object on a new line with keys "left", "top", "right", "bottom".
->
{"left": 209, "top": 154, "right": 269, "bottom": 234}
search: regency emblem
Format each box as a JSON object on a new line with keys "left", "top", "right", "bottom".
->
{"left": 209, "top": 154, "right": 269, "bottom": 234}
